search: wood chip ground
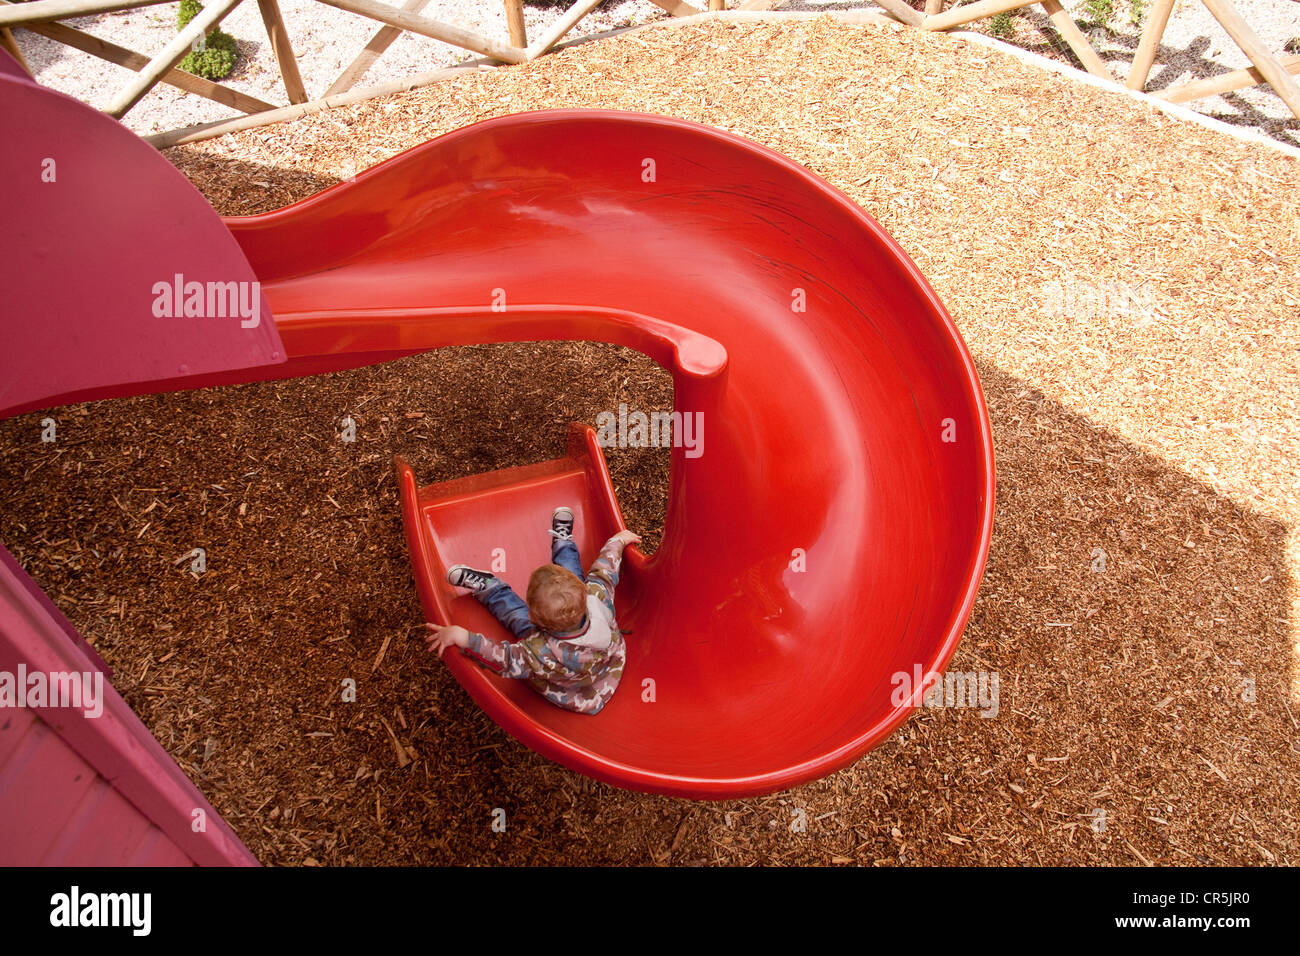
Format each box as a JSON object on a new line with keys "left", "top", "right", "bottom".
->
{"left": 2, "top": 17, "right": 1298, "bottom": 865}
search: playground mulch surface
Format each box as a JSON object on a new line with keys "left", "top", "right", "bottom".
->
{"left": 3, "top": 16, "right": 1299, "bottom": 865}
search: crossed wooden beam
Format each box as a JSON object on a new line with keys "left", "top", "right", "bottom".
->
{"left": 1128, "top": 0, "right": 1300, "bottom": 119}
{"left": 867, "top": 0, "right": 1300, "bottom": 122}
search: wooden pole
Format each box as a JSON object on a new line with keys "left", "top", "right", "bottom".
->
{"left": 0, "top": 0, "right": 173, "bottom": 27}
{"left": 256, "top": 0, "right": 307, "bottom": 103}
{"left": 326, "top": 0, "right": 431, "bottom": 95}
{"left": 1159, "top": 51, "right": 1300, "bottom": 104}
{"left": 924, "top": 0, "right": 943, "bottom": 13}
{"left": 646, "top": 0, "right": 703, "bottom": 17}
{"left": 708, "top": 0, "right": 725, "bottom": 11}
{"left": 1127, "top": 0, "right": 1174, "bottom": 90}
{"left": 146, "top": 59, "right": 485, "bottom": 148}
{"left": 526, "top": 0, "right": 605, "bottom": 58}
{"left": 922, "top": 0, "right": 1109, "bottom": 80}
{"left": 1040, "top": 0, "right": 1110, "bottom": 79}
{"left": 104, "top": 0, "right": 243, "bottom": 117}
{"left": 0, "top": 4, "right": 275, "bottom": 113}
{"left": 314, "top": 0, "right": 527, "bottom": 64}
{"left": 1200, "top": 0, "right": 1300, "bottom": 121}
{"left": 503, "top": 0, "right": 526, "bottom": 47}
{"left": 921, "top": 0, "right": 1031, "bottom": 31}
{"left": 0, "top": 26, "right": 30, "bottom": 74}
{"left": 874, "top": 0, "right": 922, "bottom": 27}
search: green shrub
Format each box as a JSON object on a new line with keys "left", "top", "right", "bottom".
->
{"left": 177, "top": 0, "right": 203, "bottom": 27}
{"left": 1082, "top": 0, "right": 1146, "bottom": 30}
{"left": 1082, "top": 0, "right": 1115, "bottom": 28}
{"left": 177, "top": 0, "right": 239, "bottom": 80}
{"left": 989, "top": 11, "right": 1014, "bottom": 38}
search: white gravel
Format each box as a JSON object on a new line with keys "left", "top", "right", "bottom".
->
{"left": 10, "top": 0, "right": 1300, "bottom": 144}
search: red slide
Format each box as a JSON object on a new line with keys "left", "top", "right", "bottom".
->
{"left": 3, "top": 63, "right": 992, "bottom": 858}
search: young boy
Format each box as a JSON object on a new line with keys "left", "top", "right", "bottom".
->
{"left": 423, "top": 507, "right": 640, "bottom": 715}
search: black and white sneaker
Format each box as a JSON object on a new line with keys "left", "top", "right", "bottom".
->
{"left": 550, "top": 506, "right": 574, "bottom": 540}
{"left": 447, "top": 565, "right": 496, "bottom": 592}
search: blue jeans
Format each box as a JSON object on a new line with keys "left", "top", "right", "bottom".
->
{"left": 476, "top": 537, "right": 584, "bottom": 640}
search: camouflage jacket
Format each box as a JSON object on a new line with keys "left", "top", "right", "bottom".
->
{"left": 463, "top": 535, "right": 628, "bottom": 715}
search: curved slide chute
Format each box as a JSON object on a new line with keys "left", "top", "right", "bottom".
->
{"left": 3, "top": 70, "right": 992, "bottom": 816}
{"left": 224, "top": 111, "right": 996, "bottom": 798}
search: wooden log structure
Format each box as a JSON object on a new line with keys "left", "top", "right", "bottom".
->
{"left": 1122, "top": 0, "right": 1300, "bottom": 122}
{"left": 0, "top": 0, "right": 174, "bottom": 26}
{"left": 326, "top": 0, "right": 432, "bottom": 94}
{"left": 1, "top": 25, "right": 30, "bottom": 73}
{"left": 647, "top": 0, "right": 703, "bottom": 18}
{"left": 920, "top": 0, "right": 1110, "bottom": 79}
{"left": 1127, "top": 0, "right": 1175, "bottom": 90}
{"left": 314, "top": 0, "right": 527, "bottom": 63}
{"left": 3, "top": 0, "right": 712, "bottom": 143}
{"left": 257, "top": 0, "right": 308, "bottom": 103}
{"left": 1200, "top": 0, "right": 1300, "bottom": 120}
{"left": 105, "top": 0, "right": 243, "bottom": 117}
{"left": 0, "top": 1, "right": 275, "bottom": 113}
{"left": 147, "top": 58, "right": 487, "bottom": 148}
{"left": 1157, "top": 52, "right": 1300, "bottom": 105}
{"left": 872, "top": 0, "right": 923, "bottom": 28}
{"left": 921, "top": 0, "right": 1031, "bottom": 32}
{"left": 918, "top": 0, "right": 1300, "bottom": 112}
{"left": 1039, "top": 0, "right": 1110, "bottom": 79}
{"left": 9, "top": 0, "right": 1296, "bottom": 147}
{"left": 503, "top": 0, "right": 526, "bottom": 47}
{"left": 527, "top": 0, "right": 607, "bottom": 58}
{"left": 144, "top": 10, "right": 896, "bottom": 149}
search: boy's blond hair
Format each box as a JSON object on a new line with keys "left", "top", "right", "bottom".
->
{"left": 527, "top": 565, "right": 587, "bottom": 633}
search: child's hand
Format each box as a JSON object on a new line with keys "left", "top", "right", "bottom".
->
{"left": 423, "top": 622, "right": 470, "bottom": 658}
{"left": 612, "top": 530, "right": 642, "bottom": 548}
